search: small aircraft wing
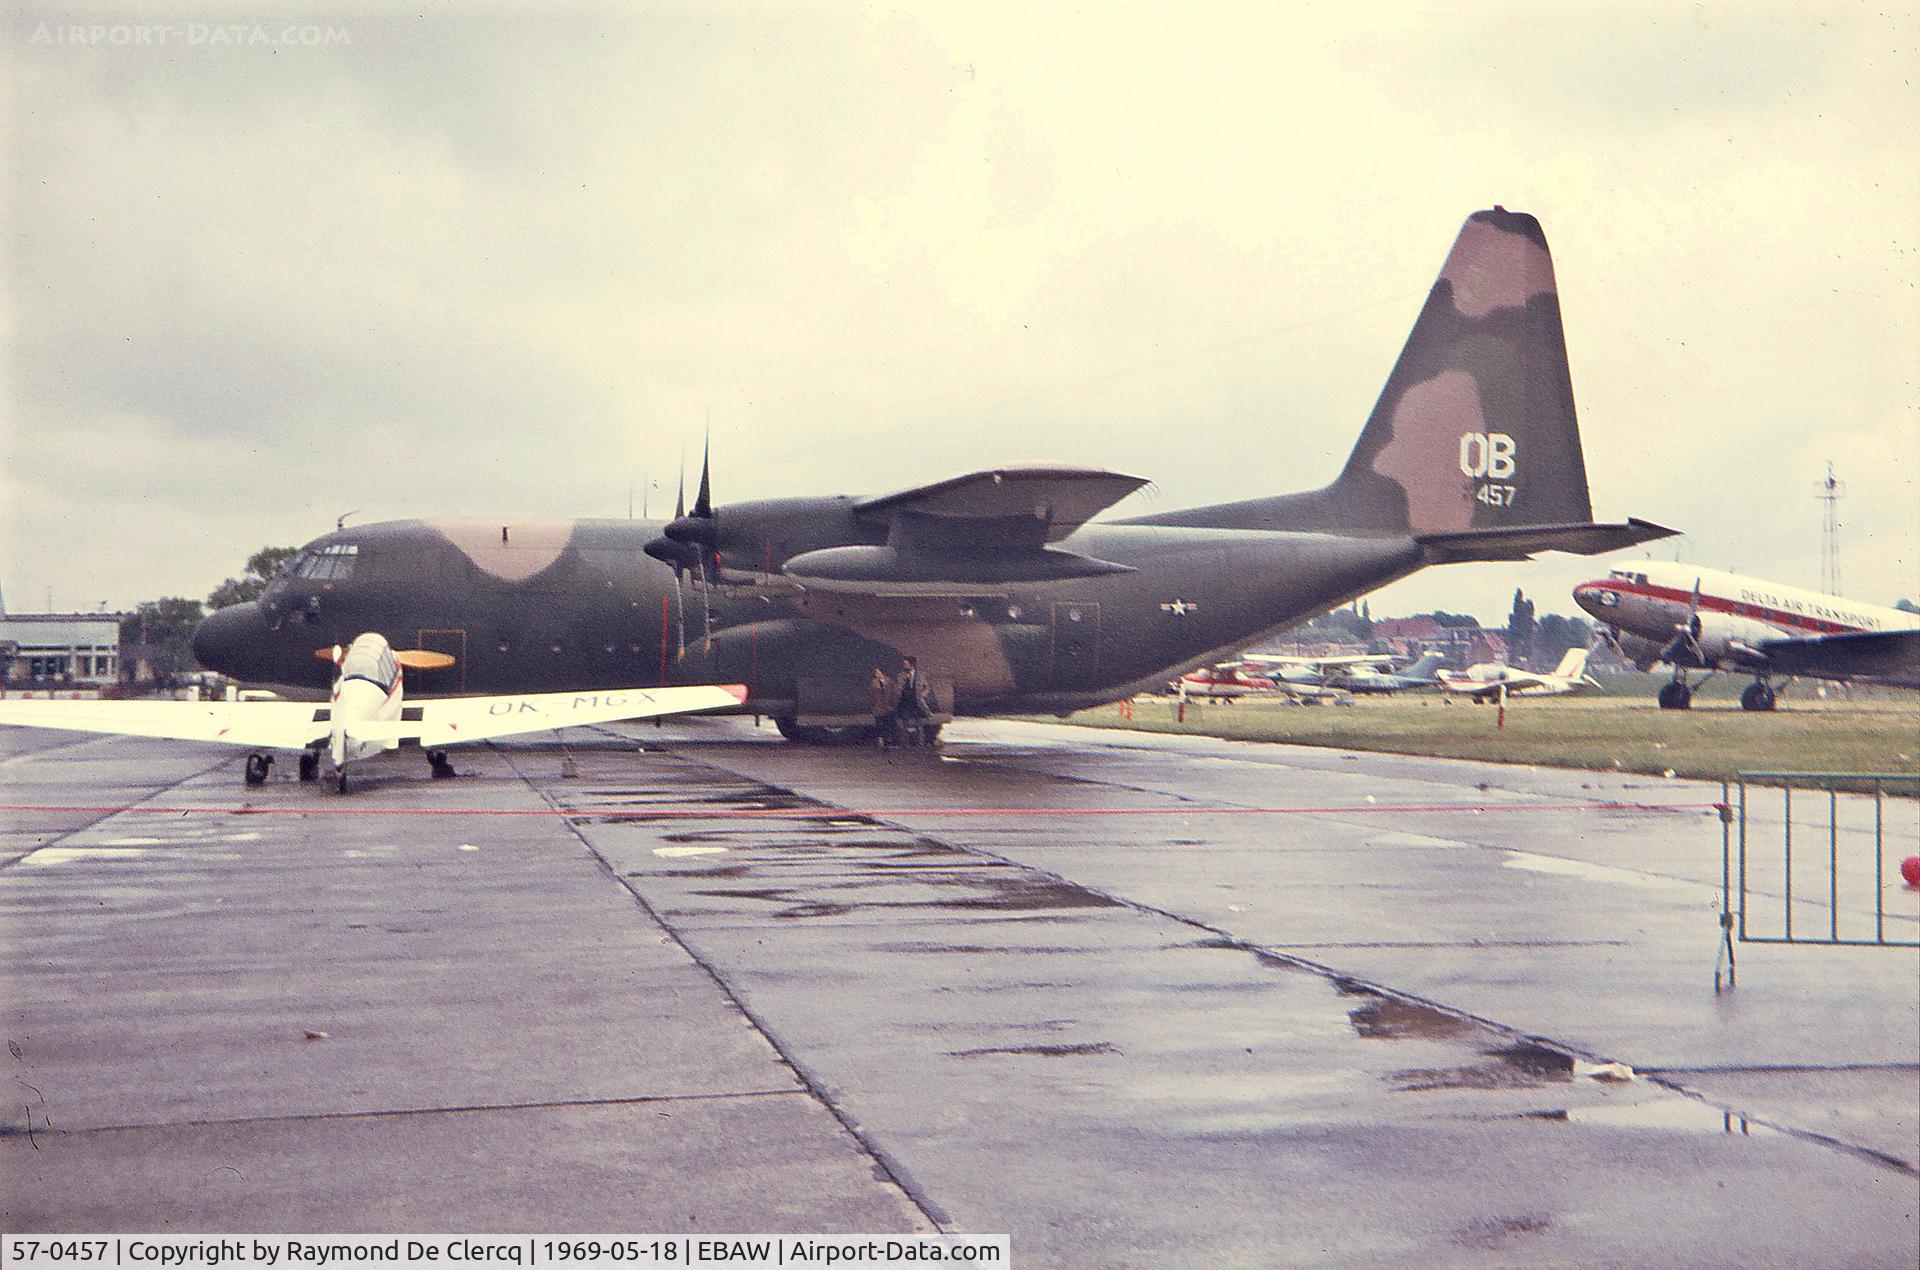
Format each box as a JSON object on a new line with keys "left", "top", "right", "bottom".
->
{"left": 1244, "top": 653, "right": 1395, "bottom": 669}
{"left": 0, "top": 698, "right": 329, "bottom": 751}
{"left": 344, "top": 683, "right": 747, "bottom": 748}
{"left": 1756, "top": 628, "right": 1920, "bottom": 683}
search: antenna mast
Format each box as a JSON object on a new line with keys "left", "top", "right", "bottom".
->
{"left": 1814, "top": 461, "right": 1845, "bottom": 595}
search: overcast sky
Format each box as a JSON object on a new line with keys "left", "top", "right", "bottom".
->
{"left": 3, "top": 1, "right": 1915, "bottom": 623}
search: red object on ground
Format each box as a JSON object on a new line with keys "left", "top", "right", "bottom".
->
{"left": 1901, "top": 855, "right": 1920, "bottom": 888}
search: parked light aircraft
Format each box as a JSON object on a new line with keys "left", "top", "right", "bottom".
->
{"left": 1573, "top": 562, "right": 1920, "bottom": 709}
{"left": 1177, "top": 661, "right": 1348, "bottom": 703}
{"left": 186, "top": 209, "right": 1670, "bottom": 738}
{"left": 0, "top": 632, "right": 746, "bottom": 791}
{"left": 1321, "top": 652, "right": 1446, "bottom": 694}
{"left": 1436, "top": 648, "right": 1598, "bottom": 701}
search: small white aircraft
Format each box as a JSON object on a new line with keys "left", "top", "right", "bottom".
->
{"left": 0, "top": 631, "right": 746, "bottom": 792}
{"left": 1436, "top": 647, "right": 1599, "bottom": 702}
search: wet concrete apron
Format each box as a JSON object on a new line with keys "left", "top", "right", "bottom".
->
{"left": 536, "top": 729, "right": 1919, "bottom": 1267}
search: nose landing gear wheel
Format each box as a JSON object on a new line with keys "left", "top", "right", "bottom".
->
{"left": 298, "top": 751, "right": 320, "bottom": 782}
{"left": 335, "top": 768, "right": 348, "bottom": 794}
{"left": 244, "top": 753, "right": 272, "bottom": 786}
{"left": 1657, "top": 680, "right": 1694, "bottom": 710}
{"left": 427, "top": 749, "right": 456, "bottom": 779}
{"left": 1740, "top": 681, "right": 1777, "bottom": 711}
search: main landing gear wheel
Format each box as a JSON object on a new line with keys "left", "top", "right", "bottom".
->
{"left": 244, "top": 753, "right": 272, "bottom": 786}
{"left": 335, "top": 768, "right": 349, "bottom": 794}
{"left": 428, "top": 748, "right": 457, "bottom": 779}
{"left": 298, "top": 751, "right": 320, "bottom": 782}
{"left": 1740, "top": 681, "right": 1777, "bottom": 712}
{"left": 1657, "top": 680, "right": 1694, "bottom": 710}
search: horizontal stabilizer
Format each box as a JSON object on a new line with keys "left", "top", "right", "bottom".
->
{"left": 1756, "top": 629, "right": 1920, "bottom": 682}
{"left": 1416, "top": 517, "right": 1676, "bottom": 563}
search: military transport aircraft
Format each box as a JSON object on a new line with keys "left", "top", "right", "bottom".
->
{"left": 0, "top": 632, "right": 745, "bottom": 790}
{"left": 1573, "top": 562, "right": 1920, "bottom": 710}
{"left": 187, "top": 208, "right": 1672, "bottom": 741}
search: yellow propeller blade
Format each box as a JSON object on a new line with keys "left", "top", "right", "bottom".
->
{"left": 394, "top": 649, "right": 457, "bottom": 669}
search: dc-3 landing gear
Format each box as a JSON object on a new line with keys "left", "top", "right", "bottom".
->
{"left": 298, "top": 751, "right": 321, "bottom": 782}
{"left": 427, "top": 748, "right": 457, "bottom": 779}
{"left": 1656, "top": 678, "right": 1693, "bottom": 710}
{"left": 243, "top": 753, "right": 274, "bottom": 786}
{"left": 1740, "top": 679, "right": 1779, "bottom": 712}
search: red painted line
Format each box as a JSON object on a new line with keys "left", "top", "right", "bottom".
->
{"left": 0, "top": 800, "right": 1721, "bottom": 818}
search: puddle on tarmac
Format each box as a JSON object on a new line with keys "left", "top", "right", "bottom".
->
{"left": 1391, "top": 1044, "right": 1575, "bottom": 1091}
{"left": 654, "top": 845, "right": 728, "bottom": 858}
{"left": 1345, "top": 992, "right": 1479, "bottom": 1042}
{"left": 950, "top": 1042, "right": 1120, "bottom": 1059}
{"left": 1522, "top": 1100, "right": 1774, "bottom": 1135}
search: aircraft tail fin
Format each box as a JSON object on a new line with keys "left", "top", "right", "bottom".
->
{"left": 1122, "top": 208, "right": 1674, "bottom": 558}
{"left": 1404, "top": 651, "right": 1444, "bottom": 679}
{"left": 1553, "top": 647, "right": 1590, "bottom": 679}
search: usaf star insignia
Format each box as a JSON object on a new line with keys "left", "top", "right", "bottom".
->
{"left": 1160, "top": 600, "right": 1198, "bottom": 616}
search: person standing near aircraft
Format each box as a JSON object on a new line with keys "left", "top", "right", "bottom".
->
{"left": 894, "top": 655, "right": 933, "bottom": 744}
{"left": 869, "top": 666, "right": 894, "bottom": 745}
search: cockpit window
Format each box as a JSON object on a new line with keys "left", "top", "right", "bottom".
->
{"left": 293, "top": 543, "right": 358, "bottom": 581}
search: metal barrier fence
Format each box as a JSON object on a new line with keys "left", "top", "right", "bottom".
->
{"left": 1716, "top": 772, "right": 1920, "bottom": 990}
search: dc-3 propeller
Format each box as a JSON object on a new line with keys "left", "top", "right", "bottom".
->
{"left": 315, "top": 645, "right": 457, "bottom": 669}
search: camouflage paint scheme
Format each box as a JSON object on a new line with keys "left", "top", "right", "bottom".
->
{"left": 192, "top": 210, "right": 1671, "bottom": 727}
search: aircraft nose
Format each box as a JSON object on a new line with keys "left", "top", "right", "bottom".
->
{"left": 191, "top": 602, "right": 270, "bottom": 675}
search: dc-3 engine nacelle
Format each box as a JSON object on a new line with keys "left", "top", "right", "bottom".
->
{"left": 1683, "top": 611, "right": 1775, "bottom": 665}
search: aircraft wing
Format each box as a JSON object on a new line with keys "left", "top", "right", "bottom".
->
{"left": 854, "top": 466, "right": 1149, "bottom": 541}
{"left": 782, "top": 467, "right": 1147, "bottom": 595}
{"left": 344, "top": 683, "right": 747, "bottom": 748}
{"left": 1243, "top": 653, "right": 1393, "bottom": 668}
{"left": 1755, "top": 628, "right": 1920, "bottom": 685}
{"left": 0, "top": 698, "right": 328, "bottom": 750}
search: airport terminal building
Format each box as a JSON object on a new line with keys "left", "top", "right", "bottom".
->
{"left": 0, "top": 612, "right": 123, "bottom": 688}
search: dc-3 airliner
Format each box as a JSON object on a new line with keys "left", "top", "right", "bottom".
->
{"left": 179, "top": 208, "right": 1673, "bottom": 740}
{"left": 1574, "top": 562, "right": 1920, "bottom": 709}
{"left": 0, "top": 632, "right": 745, "bottom": 791}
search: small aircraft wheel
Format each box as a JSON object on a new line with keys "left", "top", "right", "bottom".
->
{"left": 335, "top": 768, "right": 349, "bottom": 794}
{"left": 244, "top": 753, "right": 271, "bottom": 786}
{"left": 1657, "top": 681, "right": 1693, "bottom": 710}
{"left": 1740, "top": 682, "right": 1777, "bottom": 712}
{"left": 920, "top": 723, "right": 942, "bottom": 746}
{"left": 298, "top": 751, "right": 320, "bottom": 782}
{"left": 428, "top": 748, "right": 456, "bottom": 778}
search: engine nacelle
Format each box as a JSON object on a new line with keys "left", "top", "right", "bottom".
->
{"left": 1686, "top": 611, "right": 1776, "bottom": 666}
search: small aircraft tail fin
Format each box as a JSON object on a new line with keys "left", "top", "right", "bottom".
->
{"left": 1121, "top": 209, "right": 1674, "bottom": 558}
{"left": 1404, "top": 651, "right": 1444, "bottom": 679}
{"left": 1553, "top": 646, "right": 1590, "bottom": 679}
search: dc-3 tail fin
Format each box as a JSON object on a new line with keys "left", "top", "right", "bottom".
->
{"left": 1123, "top": 208, "right": 1674, "bottom": 558}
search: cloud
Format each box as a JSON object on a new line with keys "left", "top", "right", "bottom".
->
{"left": 2, "top": 2, "right": 1913, "bottom": 617}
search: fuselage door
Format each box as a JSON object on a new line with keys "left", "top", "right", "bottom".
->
{"left": 1049, "top": 602, "right": 1101, "bottom": 687}
{"left": 415, "top": 628, "right": 467, "bottom": 692}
